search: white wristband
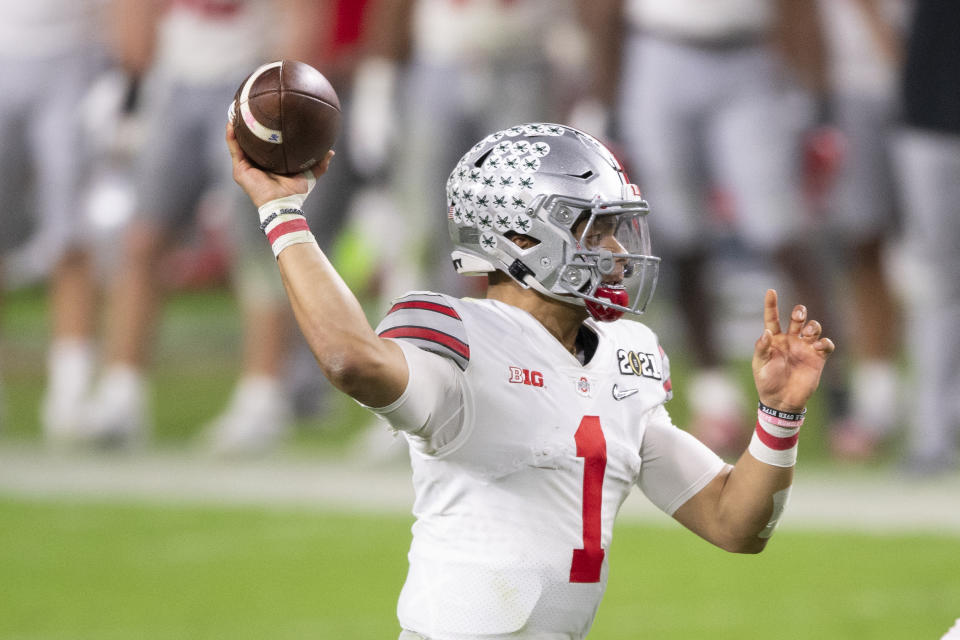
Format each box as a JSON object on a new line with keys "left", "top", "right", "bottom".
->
{"left": 255, "top": 167, "right": 317, "bottom": 224}
{"left": 748, "top": 407, "right": 803, "bottom": 468}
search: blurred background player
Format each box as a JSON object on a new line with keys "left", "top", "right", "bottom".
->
{"left": 894, "top": 0, "right": 960, "bottom": 474}
{"left": 349, "top": 0, "right": 585, "bottom": 298}
{"left": 0, "top": 0, "right": 107, "bottom": 443}
{"left": 597, "top": 0, "right": 836, "bottom": 458}
{"left": 81, "top": 0, "right": 326, "bottom": 454}
{"left": 818, "top": 0, "right": 907, "bottom": 461}
{"left": 278, "top": 0, "right": 379, "bottom": 423}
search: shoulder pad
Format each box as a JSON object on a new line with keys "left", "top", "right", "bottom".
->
{"left": 376, "top": 293, "right": 470, "bottom": 371}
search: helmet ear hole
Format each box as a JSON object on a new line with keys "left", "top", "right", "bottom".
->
{"left": 507, "top": 259, "right": 536, "bottom": 284}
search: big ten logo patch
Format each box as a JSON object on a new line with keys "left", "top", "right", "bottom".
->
{"left": 509, "top": 366, "right": 544, "bottom": 387}
{"left": 616, "top": 349, "right": 663, "bottom": 380}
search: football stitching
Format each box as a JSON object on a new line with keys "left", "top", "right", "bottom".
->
{"left": 280, "top": 89, "right": 341, "bottom": 111}
{"left": 280, "top": 93, "right": 341, "bottom": 171}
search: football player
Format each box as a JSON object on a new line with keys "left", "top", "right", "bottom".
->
{"left": 895, "top": 0, "right": 960, "bottom": 474}
{"left": 0, "top": 0, "right": 106, "bottom": 443}
{"left": 81, "top": 0, "right": 338, "bottom": 454}
{"left": 227, "top": 121, "right": 834, "bottom": 638}
{"left": 817, "top": 0, "right": 906, "bottom": 461}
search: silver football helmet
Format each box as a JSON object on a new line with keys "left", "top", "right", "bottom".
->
{"left": 447, "top": 123, "right": 660, "bottom": 321}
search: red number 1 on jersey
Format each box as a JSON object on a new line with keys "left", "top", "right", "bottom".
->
{"left": 570, "top": 415, "right": 607, "bottom": 583}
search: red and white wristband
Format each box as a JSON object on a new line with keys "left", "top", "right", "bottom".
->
{"left": 257, "top": 185, "right": 318, "bottom": 258}
{"left": 749, "top": 402, "right": 805, "bottom": 467}
{"left": 260, "top": 206, "right": 316, "bottom": 257}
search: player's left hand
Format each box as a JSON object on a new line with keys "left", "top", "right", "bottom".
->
{"left": 226, "top": 121, "right": 334, "bottom": 209}
{"left": 752, "top": 289, "right": 835, "bottom": 412}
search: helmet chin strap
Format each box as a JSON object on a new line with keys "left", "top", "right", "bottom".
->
{"left": 522, "top": 273, "right": 576, "bottom": 304}
{"left": 518, "top": 268, "right": 625, "bottom": 322}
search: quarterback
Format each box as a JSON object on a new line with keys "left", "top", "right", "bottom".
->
{"left": 226, "top": 121, "right": 834, "bottom": 639}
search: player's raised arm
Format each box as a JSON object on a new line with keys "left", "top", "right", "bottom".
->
{"left": 673, "top": 289, "right": 835, "bottom": 552}
{"left": 225, "top": 121, "right": 408, "bottom": 408}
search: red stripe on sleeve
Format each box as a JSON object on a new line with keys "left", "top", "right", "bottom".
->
{"left": 388, "top": 300, "right": 461, "bottom": 319}
{"left": 266, "top": 218, "right": 310, "bottom": 245}
{"left": 379, "top": 326, "right": 470, "bottom": 360}
{"left": 754, "top": 421, "right": 800, "bottom": 451}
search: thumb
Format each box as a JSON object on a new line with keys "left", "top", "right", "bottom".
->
{"left": 319, "top": 149, "right": 335, "bottom": 175}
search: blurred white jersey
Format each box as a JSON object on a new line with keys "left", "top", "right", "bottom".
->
{"left": 411, "top": 0, "right": 567, "bottom": 64}
{"left": 0, "top": 0, "right": 105, "bottom": 58}
{"left": 818, "top": 0, "right": 906, "bottom": 97}
{"left": 626, "top": 0, "right": 770, "bottom": 41}
{"left": 374, "top": 293, "right": 725, "bottom": 638}
{"left": 154, "top": 0, "right": 275, "bottom": 83}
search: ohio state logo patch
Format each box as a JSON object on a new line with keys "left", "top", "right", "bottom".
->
{"left": 576, "top": 375, "right": 592, "bottom": 397}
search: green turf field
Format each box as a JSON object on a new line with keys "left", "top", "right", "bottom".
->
{"left": 0, "top": 496, "right": 957, "bottom": 639}
{"left": 2, "top": 284, "right": 952, "bottom": 639}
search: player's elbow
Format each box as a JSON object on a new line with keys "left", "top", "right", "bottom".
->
{"left": 716, "top": 534, "right": 768, "bottom": 555}
{"left": 319, "top": 344, "right": 378, "bottom": 394}
{"left": 319, "top": 340, "right": 396, "bottom": 402}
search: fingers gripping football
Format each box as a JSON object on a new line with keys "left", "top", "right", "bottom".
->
{"left": 226, "top": 121, "right": 333, "bottom": 209}
{"left": 752, "top": 289, "right": 835, "bottom": 412}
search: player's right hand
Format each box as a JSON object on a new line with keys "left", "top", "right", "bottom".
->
{"left": 225, "top": 121, "right": 334, "bottom": 209}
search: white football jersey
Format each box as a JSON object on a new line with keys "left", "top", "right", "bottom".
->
{"left": 410, "top": 0, "right": 569, "bottom": 64}
{"left": 626, "top": 0, "right": 771, "bottom": 41}
{"left": 374, "top": 293, "right": 726, "bottom": 639}
{"left": 0, "top": 0, "right": 105, "bottom": 58}
{"left": 154, "top": 0, "right": 275, "bottom": 84}
{"left": 818, "top": 0, "right": 907, "bottom": 97}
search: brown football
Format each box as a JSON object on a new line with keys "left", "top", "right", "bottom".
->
{"left": 230, "top": 60, "right": 341, "bottom": 175}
